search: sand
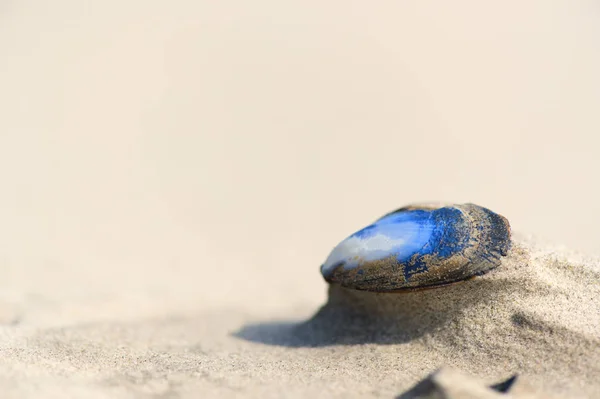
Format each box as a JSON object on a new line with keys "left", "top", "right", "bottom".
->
{"left": 1, "top": 235, "right": 599, "bottom": 398}
{"left": 2, "top": 1, "right": 600, "bottom": 398}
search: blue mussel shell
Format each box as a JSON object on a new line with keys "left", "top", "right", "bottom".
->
{"left": 320, "top": 203, "right": 511, "bottom": 292}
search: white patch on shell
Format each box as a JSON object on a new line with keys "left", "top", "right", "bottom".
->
{"left": 321, "top": 233, "right": 409, "bottom": 277}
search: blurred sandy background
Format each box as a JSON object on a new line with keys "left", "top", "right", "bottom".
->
{"left": 0, "top": 1, "right": 599, "bottom": 397}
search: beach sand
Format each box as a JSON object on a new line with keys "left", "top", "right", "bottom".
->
{"left": 2, "top": 235, "right": 598, "bottom": 398}
{"left": 1, "top": 1, "right": 600, "bottom": 398}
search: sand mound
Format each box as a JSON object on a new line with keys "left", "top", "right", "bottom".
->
{"left": 237, "top": 235, "right": 600, "bottom": 397}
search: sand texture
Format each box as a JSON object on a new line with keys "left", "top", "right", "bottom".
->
{"left": 0, "top": 236, "right": 599, "bottom": 398}
{"left": 2, "top": 1, "right": 600, "bottom": 398}
{"left": 397, "top": 367, "right": 559, "bottom": 399}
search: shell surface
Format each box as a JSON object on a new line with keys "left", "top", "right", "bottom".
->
{"left": 320, "top": 203, "right": 511, "bottom": 292}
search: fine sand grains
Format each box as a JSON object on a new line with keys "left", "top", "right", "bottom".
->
{"left": 312, "top": 233, "right": 600, "bottom": 397}
{"left": 1, "top": 234, "right": 599, "bottom": 398}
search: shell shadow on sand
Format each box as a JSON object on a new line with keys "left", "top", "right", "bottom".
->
{"left": 234, "top": 274, "right": 516, "bottom": 347}
{"left": 235, "top": 203, "right": 517, "bottom": 347}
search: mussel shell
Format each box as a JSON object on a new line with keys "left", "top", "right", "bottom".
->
{"left": 320, "top": 203, "right": 511, "bottom": 292}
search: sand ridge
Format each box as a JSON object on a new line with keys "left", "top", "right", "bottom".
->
{"left": 236, "top": 235, "right": 600, "bottom": 397}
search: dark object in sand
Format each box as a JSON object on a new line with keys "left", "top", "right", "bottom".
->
{"left": 321, "top": 203, "right": 511, "bottom": 292}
